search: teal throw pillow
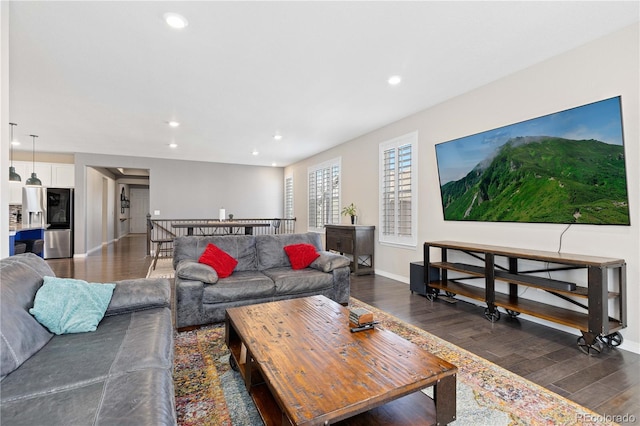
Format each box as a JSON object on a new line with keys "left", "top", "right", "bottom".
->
{"left": 29, "top": 276, "right": 116, "bottom": 335}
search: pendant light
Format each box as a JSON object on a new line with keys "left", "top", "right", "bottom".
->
{"left": 25, "top": 134, "right": 42, "bottom": 186}
{"left": 9, "top": 122, "right": 21, "bottom": 182}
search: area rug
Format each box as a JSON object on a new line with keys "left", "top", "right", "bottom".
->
{"left": 147, "top": 258, "right": 175, "bottom": 279}
{"left": 174, "top": 298, "right": 616, "bottom": 425}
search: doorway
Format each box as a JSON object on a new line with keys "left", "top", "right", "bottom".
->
{"left": 129, "top": 187, "right": 149, "bottom": 233}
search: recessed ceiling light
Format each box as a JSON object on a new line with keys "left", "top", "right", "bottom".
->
{"left": 273, "top": 134, "right": 282, "bottom": 141}
{"left": 169, "top": 143, "right": 178, "bottom": 148}
{"left": 163, "top": 13, "right": 188, "bottom": 29}
{"left": 252, "top": 150, "right": 259, "bottom": 156}
{"left": 388, "top": 75, "right": 402, "bottom": 85}
{"left": 168, "top": 121, "right": 180, "bottom": 127}
{"left": 271, "top": 162, "right": 277, "bottom": 167}
{"left": 11, "top": 140, "right": 20, "bottom": 146}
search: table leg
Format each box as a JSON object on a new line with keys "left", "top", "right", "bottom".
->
{"left": 433, "top": 373, "right": 456, "bottom": 425}
{"left": 245, "top": 351, "right": 253, "bottom": 392}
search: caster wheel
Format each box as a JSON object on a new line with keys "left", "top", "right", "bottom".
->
{"left": 506, "top": 309, "right": 520, "bottom": 318}
{"left": 577, "top": 336, "right": 604, "bottom": 355}
{"left": 600, "top": 332, "right": 623, "bottom": 348}
{"left": 426, "top": 290, "right": 438, "bottom": 302}
{"left": 229, "top": 356, "right": 239, "bottom": 371}
{"left": 484, "top": 307, "right": 501, "bottom": 322}
{"left": 445, "top": 291, "right": 456, "bottom": 298}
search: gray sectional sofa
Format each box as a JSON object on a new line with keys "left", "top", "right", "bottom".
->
{"left": 174, "top": 232, "right": 351, "bottom": 328}
{"left": 0, "top": 253, "right": 176, "bottom": 426}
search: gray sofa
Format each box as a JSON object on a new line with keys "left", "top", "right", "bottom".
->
{"left": 174, "top": 232, "right": 351, "bottom": 328}
{"left": 0, "top": 253, "right": 176, "bottom": 426}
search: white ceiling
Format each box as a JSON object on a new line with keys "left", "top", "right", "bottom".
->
{"left": 8, "top": 1, "right": 639, "bottom": 168}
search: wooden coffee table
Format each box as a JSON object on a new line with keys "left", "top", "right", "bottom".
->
{"left": 225, "top": 295, "right": 457, "bottom": 425}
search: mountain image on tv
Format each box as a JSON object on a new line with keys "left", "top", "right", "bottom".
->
{"left": 435, "top": 97, "right": 630, "bottom": 226}
{"left": 440, "top": 137, "right": 630, "bottom": 224}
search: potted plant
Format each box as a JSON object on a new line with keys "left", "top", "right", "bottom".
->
{"left": 341, "top": 203, "right": 357, "bottom": 224}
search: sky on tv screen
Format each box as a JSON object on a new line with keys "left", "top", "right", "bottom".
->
{"left": 436, "top": 97, "right": 624, "bottom": 185}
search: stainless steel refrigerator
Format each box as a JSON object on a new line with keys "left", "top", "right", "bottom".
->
{"left": 44, "top": 188, "right": 74, "bottom": 259}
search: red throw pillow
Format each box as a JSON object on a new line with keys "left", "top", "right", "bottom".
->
{"left": 198, "top": 243, "right": 238, "bottom": 278}
{"left": 284, "top": 244, "right": 320, "bottom": 270}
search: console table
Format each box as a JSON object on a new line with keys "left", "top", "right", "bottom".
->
{"left": 424, "top": 241, "right": 626, "bottom": 355}
{"left": 325, "top": 225, "right": 375, "bottom": 275}
{"left": 172, "top": 221, "right": 269, "bottom": 236}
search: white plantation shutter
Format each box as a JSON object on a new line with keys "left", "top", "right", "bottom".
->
{"left": 284, "top": 176, "right": 294, "bottom": 219}
{"left": 397, "top": 144, "right": 413, "bottom": 236}
{"left": 379, "top": 132, "right": 418, "bottom": 246}
{"left": 308, "top": 158, "right": 341, "bottom": 232}
{"left": 382, "top": 148, "right": 396, "bottom": 235}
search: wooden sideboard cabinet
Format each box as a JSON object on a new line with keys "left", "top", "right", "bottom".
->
{"left": 325, "top": 225, "right": 375, "bottom": 275}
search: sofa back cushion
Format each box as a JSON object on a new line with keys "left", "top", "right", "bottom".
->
{"left": 173, "top": 235, "right": 257, "bottom": 272}
{"left": 256, "top": 233, "right": 323, "bottom": 270}
{"left": 0, "top": 253, "right": 54, "bottom": 379}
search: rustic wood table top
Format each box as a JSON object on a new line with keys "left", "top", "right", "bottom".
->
{"left": 225, "top": 295, "right": 457, "bottom": 425}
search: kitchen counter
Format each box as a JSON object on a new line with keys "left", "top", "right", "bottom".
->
{"left": 9, "top": 226, "right": 46, "bottom": 256}
{"left": 9, "top": 224, "right": 48, "bottom": 236}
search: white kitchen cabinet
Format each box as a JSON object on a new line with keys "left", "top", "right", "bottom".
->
{"left": 52, "top": 164, "right": 74, "bottom": 187}
{"left": 7, "top": 161, "right": 75, "bottom": 204}
{"left": 32, "top": 163, "right": 52, "bottom": 187}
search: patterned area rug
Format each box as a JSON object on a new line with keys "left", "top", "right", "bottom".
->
{"left": 174, "top": 298, "right": 615, "bottom": 425}
{"left": 147, "top": 258, "right": 175, "bottom": 279}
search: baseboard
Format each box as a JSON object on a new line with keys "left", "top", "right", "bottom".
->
{"left": 372, "top": 269, "right": 409, "bottom": 285}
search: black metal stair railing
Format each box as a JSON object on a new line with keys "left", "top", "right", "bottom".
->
{"left": 146, "top": 215, "right": 297, "bottom": 258}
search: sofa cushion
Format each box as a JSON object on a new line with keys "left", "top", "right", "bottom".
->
{"left": 1, "top": 308, "right": 173, "bottom": 400}
{"left": 176, "top": 260, "right": 218, "bottom": 284}
{"left": 284, "top": 243, "right": 320, "bottom": 269}
{"left": 29, "top": 277, "right": 116, "bottom": 335}
{"left": 174, "top": 235, "right": 257, "bottom": 272}
{"left": 2, "top": 368, "right": 175, "bottom": 426}
{"left": 202, "top": 271, "right": 275, "bottom": 303}
{"left": 0, "top": 307, "right": 175, "bottom": 424}
{"left": 199, "top": 243, "right": 238, "bottom": 278}
{"left": 256, "top": 233, "right": 323, "bottom": 270}
{"left": 0, "top": 254, "right": 54, "bottom": 378}
{"left": 262, "top": 267, "right": 334, "bottom": 295}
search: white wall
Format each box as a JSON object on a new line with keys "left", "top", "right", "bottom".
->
{"left": 86, "top": 167, "right": 105, "bottom": 253}
{"left": 285, "top": 24, "right": 640, "bottom": 352}
{"left": 74, "top": 153, "right": 284, "bottom": 254}
{"left": 1, "top": 1, "right": 10, "bottom": 257}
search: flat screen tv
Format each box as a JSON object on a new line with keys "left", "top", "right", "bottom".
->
{"left": 435, "top": 96, "right": 630, "bottom": 225}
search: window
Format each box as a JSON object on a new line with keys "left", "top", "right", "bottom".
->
{"left": 284, "top": 175, "right": 294, "bottom": 219}
{"left": 379, "top": 132, "right": 418, "bottom": 246}
{"left": 308, "top": 158, "right": 341, "bottom": 232}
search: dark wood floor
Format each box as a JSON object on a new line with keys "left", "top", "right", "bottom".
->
{"left": 47, "top": 234, "right": 639, "bottom": 421}
{"left": 46, "top": 234, "right": 152, "bottom": 282}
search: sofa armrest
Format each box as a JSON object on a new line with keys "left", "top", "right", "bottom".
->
{"left": 175, "top": 278, "right": 205, "bottom": 329}
{"left": 310, "top": 251, "right": 350, "bottom": 272}
{"left": 176, "top": 260, "right": 218, "bottom": 284}
{"left": 330, "top": 266, "right": 351, "bottom": 304}
{"left": 105, "top": 278, "right": 171, "bottom": 316}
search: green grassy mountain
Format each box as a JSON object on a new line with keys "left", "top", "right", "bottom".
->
{"left": 440, "top": 136, "right": 630, "bottom": 225}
